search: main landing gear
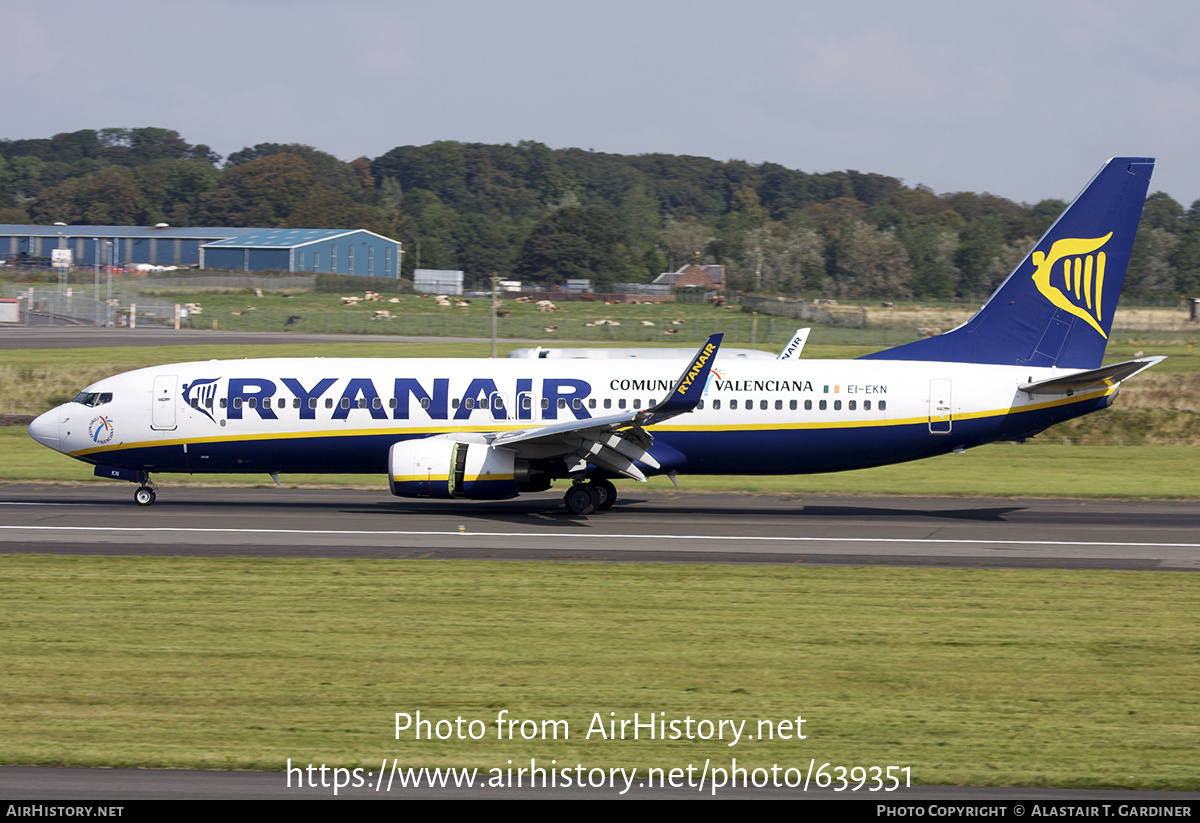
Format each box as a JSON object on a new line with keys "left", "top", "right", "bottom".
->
{"left": 563, "top": 478, "right": 618, "bottom": 516}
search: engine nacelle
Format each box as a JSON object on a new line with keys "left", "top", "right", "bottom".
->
{"left": 389, "top": 438, "right": 521, "bottom": 500}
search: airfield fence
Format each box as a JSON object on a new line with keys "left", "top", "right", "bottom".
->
{"left": 2, "top": 286, "right": 181, "bottom": 328}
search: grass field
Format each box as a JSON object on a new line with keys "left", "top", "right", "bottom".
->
{"left": 0, "top": 556, "right": 1196, "bottom": 789}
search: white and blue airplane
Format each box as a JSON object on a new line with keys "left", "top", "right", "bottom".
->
{"left": 29, "top": 157, "right": 1162, "bottom": 514}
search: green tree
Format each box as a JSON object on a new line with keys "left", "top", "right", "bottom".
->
{"left": 741, "top": 224, "right": 824, "bottom": 294}
{"left": 835, "top": 220, "right": 912, "bottom": 299}
{"left": 32, "top": 167, "right": 148, "bottom": 224}
{"left": 903, "top": 225, "right": 959, "bottom": 299}
{"left": 515, "top": 205, "right": 624, "bottom": 290}
{"left": 658, "top": 216, "right": 716, "bottom": 270}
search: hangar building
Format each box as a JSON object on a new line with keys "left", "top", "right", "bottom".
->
{"left": 0, "top": 225, "right": 402, "bottom": 277}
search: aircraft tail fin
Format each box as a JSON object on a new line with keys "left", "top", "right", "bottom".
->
{"left": 862, "top": 157, "right": 1154, "bottom": 369}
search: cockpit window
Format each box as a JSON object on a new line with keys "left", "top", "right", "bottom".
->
{"left": 71, "top": 391, "right": 113, "bottom": 407}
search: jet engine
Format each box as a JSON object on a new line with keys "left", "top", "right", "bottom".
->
{"left": 389, "top": 438, "right": 526, "bottom": 500}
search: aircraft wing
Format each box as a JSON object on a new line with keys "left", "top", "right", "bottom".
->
{"left": 1018, "top": 356, "right": 1165, "bottom": 395}
{"left": 486, "top": 334, "right": 723, "bottom": 481}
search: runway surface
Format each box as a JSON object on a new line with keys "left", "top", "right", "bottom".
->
{"left": 1, "top": 485, "right": 1198, "bottom": 570}
{"left": 3, "top": 764, "right": 1198, "bottom": 801}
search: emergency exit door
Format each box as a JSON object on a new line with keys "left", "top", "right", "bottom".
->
{"left": 928, "top": 379, "right": 952, "bottom": 434}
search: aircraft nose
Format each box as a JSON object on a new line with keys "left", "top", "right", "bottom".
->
{"left": 28, "top": 409, "right": 62, "bottom": 451}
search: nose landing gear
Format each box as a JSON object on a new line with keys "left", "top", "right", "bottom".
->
{"left": 134, "top": 480, "right": 158, "bottom": 506}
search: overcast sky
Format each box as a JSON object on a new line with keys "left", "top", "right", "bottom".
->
{"left": 5, "top": 0, "right": 1198, "bottom": 207}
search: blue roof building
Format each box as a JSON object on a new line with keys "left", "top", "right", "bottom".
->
{"left": 0, "top": 225, "right": 402, "bottom": 277}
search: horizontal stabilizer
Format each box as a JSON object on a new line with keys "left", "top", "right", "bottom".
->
{"left": 1019, "top": 357, "right": 1165, "bottom": 394}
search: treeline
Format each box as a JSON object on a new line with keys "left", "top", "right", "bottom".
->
{"left": 2, "top": 127, "right": 1197, "bottom": 299}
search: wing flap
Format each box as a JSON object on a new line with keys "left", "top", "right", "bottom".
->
{"left": 484, "top": 334, "right": 723, "bottom": 479}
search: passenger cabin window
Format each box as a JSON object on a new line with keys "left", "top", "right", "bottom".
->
{"left": 819, "top": 400, "right": 827, "bottom": 411}
{"left": 618, "top": 399, "right": 626, "bottom": 409}
{"left": 848, "top": 400, "right": 856, "bottom": 411}
{"left": 804, "top": 399, "right": 812, "bottom": 410}
{"left": 790, "top": 400, "right": 797, "bottom": 410}
{"left": 834, "top": 400, "right": 841, "bottom": 411}
{"left": 712, "top": 399, "right": 721, "bottom": 410}
{"left": 775, "top": 400, "right": 783, "bottom": 410}
{"left": 730, "top": 399, "right": 738, "bottom": 410}
{"left": 325, "top": 398, "right": 333, "bottom": 409}
{"left": 879, "top": 400, "right": 887, "bottom": 411}
{"left": 604, "top": 398, "right": 612, "bottom": 409}
{"left": 864, "top": 400, "right": 871, "bottom": 411}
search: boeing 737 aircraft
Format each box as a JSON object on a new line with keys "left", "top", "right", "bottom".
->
{"left": 28, "top": 158, "right": 1161, "bottom": 514}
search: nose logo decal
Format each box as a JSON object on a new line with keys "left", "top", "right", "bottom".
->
{"left": 88, "top": 415, "right": 115, "bottom": 444}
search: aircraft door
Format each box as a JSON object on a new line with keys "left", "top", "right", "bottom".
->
{"left": 151, "top": 374, "right": 178, "bottom": 431}
{"left": 928, "top": 379, "right": 952, "bottom": 434}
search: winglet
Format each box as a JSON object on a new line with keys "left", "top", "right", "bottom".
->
{"left": 645, "top": 333, "right": 722, "bottom": 419}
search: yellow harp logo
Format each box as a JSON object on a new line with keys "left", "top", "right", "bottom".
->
{"left": 1030, "top": 233, "right": 1113, "bottom": 338}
